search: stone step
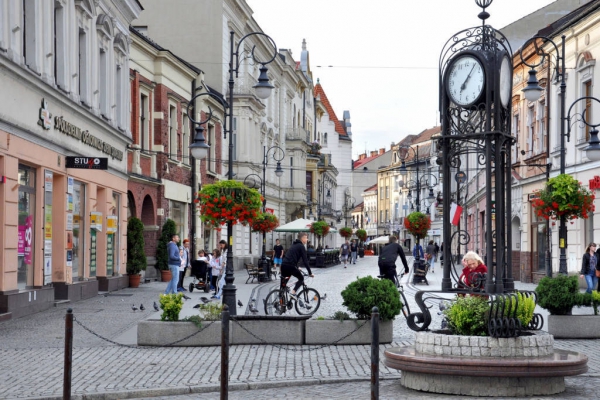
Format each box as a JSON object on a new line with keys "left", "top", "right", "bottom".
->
{"left": 54, "top": 300, "right": 70, "bottom": 307}
{"left": 0, "top": 312, "right": 12, "bottom": 322}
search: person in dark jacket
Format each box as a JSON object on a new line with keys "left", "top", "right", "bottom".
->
{"left": 281, "top": 232, "right": 314, "bottom": 296}
{"left": 580, "top": 242, "right": 598, "bottom": 294}
{"left": 164, "top": 234, "right": 181, "bottom": 295}
{"left": 378, "top": 236, "right": 409, "bottom": 283}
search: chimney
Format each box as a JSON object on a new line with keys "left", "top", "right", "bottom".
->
{"left": 391, "top": 142, "right": 395, "bottom": 148}
{"left": 370, "top": 151, "right": 378, "bottom": 157}
{"left": 379, "top": 148, "right": 385, "bottom": 155}
{"left": 358, "top": 154, "right": 366, "bottom": 160}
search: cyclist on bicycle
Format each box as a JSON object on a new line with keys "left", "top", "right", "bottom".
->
{"left": 280, "top": 232, "right": 314, "bottom": 297}
{"left": 378, "top": 236, "right": 409, "bottom": 283}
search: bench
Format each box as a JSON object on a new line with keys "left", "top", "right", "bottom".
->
{"left": 245, "top": 263, "right": 266, "bottom": 284}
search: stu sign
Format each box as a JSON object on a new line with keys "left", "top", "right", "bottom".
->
{"left": 65, "top": 157, "right": 108, "bottom": 170}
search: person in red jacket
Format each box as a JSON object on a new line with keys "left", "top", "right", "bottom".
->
{"left": 459, "top": 251, "right": 488, "bottom": 290}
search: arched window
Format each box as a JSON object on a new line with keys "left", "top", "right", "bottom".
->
{"left": 96, "top": 14, "right": 114, "bottom": 119}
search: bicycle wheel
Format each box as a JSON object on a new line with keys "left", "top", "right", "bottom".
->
{"left": 264, "top": 289, "right": 286, "bottom": 315}
{"left": 295, "top": 288, "right": 321, "bottom": 316}
{"left": 399, "top": 289, "right": 411, "bottom": 318}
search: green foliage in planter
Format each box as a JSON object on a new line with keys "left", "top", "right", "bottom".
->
{"left": 443, "top": 295, "right": 490, "bottom": 336}
{"left": 341, "top": 276, "right": 401, "bottom": 321}
{"left": 331, "top": 311, "right": 351, "bottom": 322}
{"left": 574, "top": 291, "right": 600, "bottom": 315}
{"left": 182, "top": 315, "right": 203, "bottom": 329}
{"left": 159, "top": 293, "right": 184, "bottom": 321}
{"left": 503, "top": 292, "right": 536, "bottom": 327}
{"left": 535, "top": 275, "right": 579, "bottom": 315}
{"left": 126, "top": 217, "right": 147, "bottom": 275}
{"left": 316, "top": 316, "right": 325, "bottom": 320}
{"left": 197, "top": 302, "right": 224, "bottom": 321}
{"left": 156, "top": 219, "right": 178, "bottom": 271}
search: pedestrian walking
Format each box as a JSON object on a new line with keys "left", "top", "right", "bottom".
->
{"left": 273, "top": 239, "right": 284, "bottom": 275}
{"left": 164, "top": 234, "right": 181, "bottom": 295}
{"left": 350, "top": 239, "right": 358, "bottom": 264}
{"left": 426, "top": 240, "right": 437, "bottom": 273}
{"left": 177, "top": 238, "right": 190, "bottom": 291}
{"left": 340, "top": 239, "right": 350, "bottom": 268}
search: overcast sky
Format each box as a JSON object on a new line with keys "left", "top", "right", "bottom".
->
{"left": 248, "top": 0, "right": 556, "bottom": 158}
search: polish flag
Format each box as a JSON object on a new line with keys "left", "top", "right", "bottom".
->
{"left": 450, "top": 202, "right": 463, "bottom": 226}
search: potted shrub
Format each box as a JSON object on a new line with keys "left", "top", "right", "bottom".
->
{"left": 196, "top": 180, "right": 262, "bottom": 229}
{"left": 338, "top": 227, "right": 353, "bottom": 239}
{"left": 156, "top": 219, "right": 177, "bottom": 282}
{"left": 126, "top": 217, "right": 147, "bottom": 288}
{"left": 355, "top": 229, "right": 367, "bottom": 242}
{"left": 536, "top": 275, "right": 600, "bottom": 338}
{"left": 532, "top": 174, "right": 595, "bottom": 221}
{"left": 306, "top": 276, "right": 399, "bottom": 344}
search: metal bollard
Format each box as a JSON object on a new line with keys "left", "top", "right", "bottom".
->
{"left": 371, "top": 306, "right": 379, "bottom": 400}
{"left": 221, "top": 304, "right": 230, "bottom": 400}
{"left": 63, "top": 308, "right": 73, "bottom": 400}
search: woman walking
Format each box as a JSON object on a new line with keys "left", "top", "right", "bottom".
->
{"left": 580, "top": 243, "right": 598, "bottom": 294}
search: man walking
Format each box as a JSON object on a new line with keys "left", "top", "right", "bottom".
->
{"left": 273, "top": 239, "right": 284, "bottom": 276}
{"left": 350, "top": 239, "right": 358, "bottom": 264}
{"left": 165, "top": 234, "right": 181, "bottom": 295}
{"left": 340, "top": 239, "right": 350, "bottom": 268}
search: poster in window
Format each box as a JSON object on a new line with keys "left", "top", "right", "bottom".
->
{"left": 66, "top": 213, "right": 73, "bottom": 231}
{"left": 66, "top": 232, "right": 73, "bottom": 250}
{"left": 67, "top": 177, "right": 74, "bottom": 194}
{"left": 90, "top": 230, "right": 97, "bottom": 276}
{"left": 44, "top": 257, "right": 52, "bottom": 285}
{"left": 45, "top": 205, "right": 52, "bottom": 240}
{"left": 45, "top": 240, "right": 52, "bottom": 255}
{"left": 66, "top": 194, "right": 74, "bottom": 212}
{"left": 45, "top": 170, "right": 53, "bottom": 192}
{"left": 66, "top": 250, "right": 73, "bottom": 267}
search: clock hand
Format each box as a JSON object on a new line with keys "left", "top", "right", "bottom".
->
{"left": 460, "top": 64, "right": 477, "bottom": 92}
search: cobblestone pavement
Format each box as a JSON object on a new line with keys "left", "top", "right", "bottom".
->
{"left": 0, "top": 255, "right": 599, "bottom": 399}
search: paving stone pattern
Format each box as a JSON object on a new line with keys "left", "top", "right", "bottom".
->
{"left": 0, "top": 256, "right": 599, "bottom": 399}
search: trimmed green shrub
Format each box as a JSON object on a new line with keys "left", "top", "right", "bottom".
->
{"left": 444, "top": 295, "right": 490, "bottom": 336}
{"left": 156, "top": 219, "right": 178, "bottom": 271}
{"left": 126, "top": 217, "right": 147, "bottom": 275}
{"left": 535, "top": 275, "right": 579, "bottom": 315}
{"left": 159, "top": 293, "right": 184, "bottom": 321}
{"left": 331, "top": 311, "right": 351, "bottom": 322}
{"left": 341, "top": 276, "right": 401, "bottom": 321}
{"left": 503, "top": 292, "right": 535, "bottom": 327}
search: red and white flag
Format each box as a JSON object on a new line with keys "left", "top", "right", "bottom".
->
{"left": 450, "top": 202, "right": 463, "bottom": 226}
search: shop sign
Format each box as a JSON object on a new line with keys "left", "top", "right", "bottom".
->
{"left": 38, "top": 98, "right": 124, "bottom": 160}
{"left": 106, "top": 216, "right": 118, "bottom": 233}
{"left": 65, "top": 157, "right": 108, "bottom": 170}
{"left": 90, "top": 211, "right": 103, "bottom": 231}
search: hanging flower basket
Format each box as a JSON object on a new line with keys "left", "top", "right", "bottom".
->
{"left": 251, "top": 212, "right": 280, "bottom": 233}
{"left": 356, "top": 229, "right": 367, "bottom": 242}
{"left": 404, "top": 211, "right": 431, "bottom": 239}
{"left": 310, "top": 221, "right": 331, "bottom": 237}
{"left": 531, "top": 174, "right": 595, "bottom": 221}
{"left": 339, "top": 227, "right": 353, "bottom": 238}
{"left": 196, "top": 180, "right": 262, "bottom": 229}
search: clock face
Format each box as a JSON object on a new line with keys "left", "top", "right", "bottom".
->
{"left": 499, "top": 56, "right": 511, "bottom": 107}
{"left": 447, "top": 55, "right": 485, "bottom": 107}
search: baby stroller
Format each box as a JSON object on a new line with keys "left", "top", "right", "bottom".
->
{"left": 188, "top": 259, "right": 210, "bottom": 293}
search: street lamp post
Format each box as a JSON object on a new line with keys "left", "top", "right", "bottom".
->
{"left": 396, "top": 144, "right": 438, "bottom": 278}
{"left": 521, "top": 34, "right": 600, "bottom": 275}
{"left": 189, "top": 30, "right": 277, "bottom": 315}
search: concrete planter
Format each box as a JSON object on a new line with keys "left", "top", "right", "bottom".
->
{"left": 305, "top": 319, "right": 393, "bottom": 345}
{"left": 548, "top": 315, "right": 600, "bottom": 339}
{"left": 137, "top": 315, "right": 308, "bottom": 346}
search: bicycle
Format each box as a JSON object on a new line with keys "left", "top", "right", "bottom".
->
{"left": 378, "top": 271, "right": 410, "bottom": 319}
{"left": 264, "top": 272, "right": 321, "bottom": 316}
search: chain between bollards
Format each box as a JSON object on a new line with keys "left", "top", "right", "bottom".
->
{"left": 64, "top": 308, "right": 73, "bottom": 400}
{"left": 221, "top": 304, "right": 230, "bottom": 400}
{"left": 371, "top": 306, "right": 379, "bottom": 400}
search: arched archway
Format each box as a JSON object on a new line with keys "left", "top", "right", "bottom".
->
{"left": 141, "top": 195, "right": 154, "bottom": 226}
{"left": 511, "top": 216, "right": 522, "bottom": 281}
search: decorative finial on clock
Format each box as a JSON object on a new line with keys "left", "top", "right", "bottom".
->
{"left": 475, "top": 0, "right": 492, "bottom": 22}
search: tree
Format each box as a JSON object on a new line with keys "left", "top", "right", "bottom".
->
{"left": 126, "top": 217, "right": 147, "bottom": 275}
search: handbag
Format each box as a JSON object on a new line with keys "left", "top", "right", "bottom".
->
{"left": 596, "top": 269, "right": 600, "bottom": 278}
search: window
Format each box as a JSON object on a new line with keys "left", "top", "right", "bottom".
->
{"left": 140, "top": 93, "right": 148, "bottom": 149}
{"left": 513, "top": 113, "right": 520, "bottom": 161}
{"left": 114, "top": 34, "right": 128, "bottom": 129}
{"left": 171, "top": 200, "right": 186, "bottom": 239}
{"left": 290, "top": 157, "right": 294, "bottom": 187}
{"left": 23, "top": 0, "right": 39, "bottom": 72}
{"left": 207, "top": 124, "right": 216, "bottom": 173}
{"left": 386, "top": 185, "right": 389, "bottom": 199}
{"left": 182, "top": 113, "right": 189, "bottom": 164}
{"left": 527, "top": 106, "right": 535, "bottom": 154}
{"left": 535, "top": 101, "right": 545, "bottom": 155}
{"left": 54, "top": 2, "right": 67, "bottom": 89}
{"left": 18, "top": 165, "right": 36, "bottom": 290}
{"left": 584, "top": 81, "right": 592, "bottom": 142}
{"left": 78, "top": 29, "right": 89, "bottom": 105}
{"left": 99, "top": 48, "right": 108, "bottom": 118}
{"left": 306, "top": 171, "right": 313, "bottom": 202}
{"left": 169, "top": 105, "right": 177, "bottom": 160}
{"left": 72, "top": 180, "right": 86, "bottom": 280}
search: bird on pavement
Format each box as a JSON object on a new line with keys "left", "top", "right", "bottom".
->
{"left": 153, "top": 301, "right": 160, "bottom": 312}
{"left": 249, "top": 305, "right": 258, "bottom": 313}
{"left": 140, "top": 304, "right": 145, "bottom": 311}
{"left": 200, "top": 297, "right": 210, "bottom": 304}
{"left": 238, "top": 300, "right": 243, "bottom": 307}
{"left": 131, "top": 304, "right": 138, "bottom": 312}
{"left": 183, "top": 295, "right": 191, "bottom": 300}
{"left": 193, "top": 304, "right": 201, "bottom": 309}
{"left": 321, "top": 293, "right": 327, "bottom": 300}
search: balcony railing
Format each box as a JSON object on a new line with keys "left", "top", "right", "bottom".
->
{"left": 285, "top": 126, "right": 311, "bottom": 143}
